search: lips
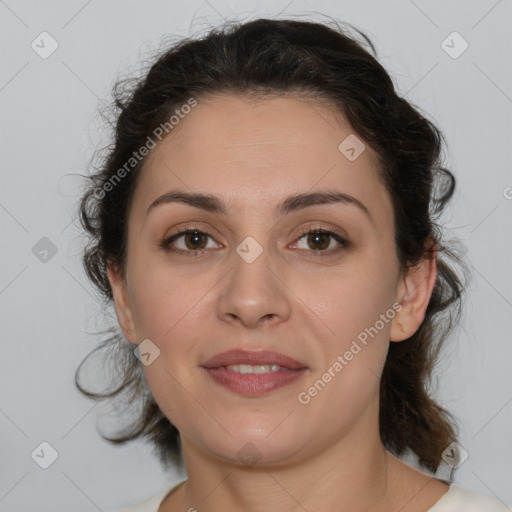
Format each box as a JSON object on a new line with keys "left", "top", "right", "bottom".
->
{"left": 201, "top": 349, "right": 309, "bottom": 396}
{"left": 201, "top": 349, "right": 307, "bottom": 370}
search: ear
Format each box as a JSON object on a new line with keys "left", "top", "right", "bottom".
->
{"left": 390, "top": 242, "right": 437, "bottom": 342}
{"left": 107, "top": 260, "right": 137, "bottom": 345}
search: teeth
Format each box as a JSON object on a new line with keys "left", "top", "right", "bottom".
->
{"left": 226, "top": 364, "right": 281, "bottom": 374}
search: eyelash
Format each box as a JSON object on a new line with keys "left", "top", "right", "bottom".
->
{"left": 160, "top": 223, "right": 350, "bottom": 259}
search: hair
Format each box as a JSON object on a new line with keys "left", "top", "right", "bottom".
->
{"left": 75, "top": 17, "right": 468, "bottom": 474}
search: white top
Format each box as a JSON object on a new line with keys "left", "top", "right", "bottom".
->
{"left": 115, "top": 481, "right": 511, "bottom": 512}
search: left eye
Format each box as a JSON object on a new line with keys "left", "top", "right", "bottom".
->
{"left": 294, "top": 229, "right": 345, "bottom": 252}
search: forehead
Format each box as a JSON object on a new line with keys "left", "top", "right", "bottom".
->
{"left": 130, "top": 93, "right": 391, "bottom": 222}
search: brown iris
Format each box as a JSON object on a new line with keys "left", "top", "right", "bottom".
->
{"left": 306, "top": 231, "right": 330, "bottom": 250}
{"left": 183, "top": 231, "right": 208, "bottom": 250}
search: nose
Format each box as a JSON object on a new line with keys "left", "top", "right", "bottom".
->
{"left": 216, "top": 246, "right": 292, "bottom": 330}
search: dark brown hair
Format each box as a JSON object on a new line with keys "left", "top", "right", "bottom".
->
{"left": 76, "top": 17, "right": 468, "bottom": 474}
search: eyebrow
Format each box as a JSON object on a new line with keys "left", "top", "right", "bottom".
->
{"left": 145, "top": 189, "right": 371, "bottom": 221}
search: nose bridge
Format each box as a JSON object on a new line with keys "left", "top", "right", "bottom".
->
{"left": 216, "top": 232, "right": 291, "bottom": 327}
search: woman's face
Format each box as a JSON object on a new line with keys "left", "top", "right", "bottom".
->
{"left": 109, "top": 93, "right": 416, "bottom": 466}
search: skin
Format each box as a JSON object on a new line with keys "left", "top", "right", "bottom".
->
{"left": 108, "top": 94, "right": 449, "bottom": 511}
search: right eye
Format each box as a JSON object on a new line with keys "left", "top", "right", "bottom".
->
{"left": 161, "top": 228, "right": 220, "bottom": 257}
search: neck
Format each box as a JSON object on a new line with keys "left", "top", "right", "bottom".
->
{"left": 175, "top": 428, "right": 392, "bottom": 512}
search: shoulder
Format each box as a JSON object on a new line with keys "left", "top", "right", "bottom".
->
{"left": 113, "top": 480, "right": 185, "bottom": 512}
{"left": 428, "top": 484, "right": 511, "bottom": 511}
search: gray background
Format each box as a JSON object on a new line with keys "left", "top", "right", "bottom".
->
{"left": 1, "top": 0, "right": 511, "bottom": 510}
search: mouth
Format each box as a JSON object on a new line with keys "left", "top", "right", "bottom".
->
{"left": 201, "top": 349, "right": 309, "bottom": 396}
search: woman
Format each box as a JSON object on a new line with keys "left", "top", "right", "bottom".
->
{"left": 75, "top": 18, "right": 509, "bottom": 512}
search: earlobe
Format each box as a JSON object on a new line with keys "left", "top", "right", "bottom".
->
{"left": 107, "top": 260, "right": 137, "bottom": 345}
{"left": 390, "top": 246, "right": 437, "bottom": 342}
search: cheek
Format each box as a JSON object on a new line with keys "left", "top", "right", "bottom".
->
{"left": 311, "top": 255, "right": 398, "bottom": 343}
{"left": 304, "top": 257, "right": 398, "bottom": 396}
{"left": 296, "top": 284, "right": 395, "bottom": 427}
{"left": 321, "top": 292, "right": 393, "bottom": 381}
{"left": 127, "top": 260, "right": 205, "bottom": 341}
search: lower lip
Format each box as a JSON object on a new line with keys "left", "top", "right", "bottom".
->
{"left": 202, "top": 366, "right": 308, "bottom": 396}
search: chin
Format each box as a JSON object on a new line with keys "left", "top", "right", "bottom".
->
{"left": 206, "top": 422, "right": 307, "bottom": 466}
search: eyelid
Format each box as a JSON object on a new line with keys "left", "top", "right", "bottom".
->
{"left": 162, "top": 223, "right": 222, "bottom": 249}
{"left": 290, "top": 224, "right": 350, "bottom": 256}
{"left": 294, "top": 222, "right": 348, "bottom": 243}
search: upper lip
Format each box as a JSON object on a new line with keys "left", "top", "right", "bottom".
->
{"left": 202, "top": 349, "right": 307, "bottom": 370}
